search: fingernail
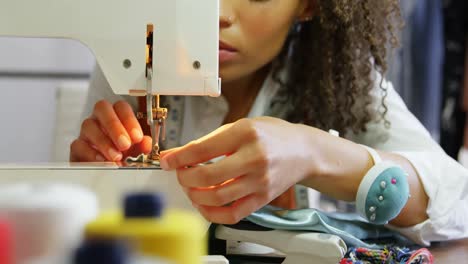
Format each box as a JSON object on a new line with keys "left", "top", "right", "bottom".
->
{"left": 118, "top": 135, "right": 131, "bottom": 149}
{"left": 160, "top": 158, "right": 170, "bottom": 170}
{"left": 95, "top": 154, "right": 105, "bottom": 162}
{"left": 108, "top": 148, "right": 123, "bottom": 161}
{"left": 131, "top": 128, "right": 143, "bottom": 141}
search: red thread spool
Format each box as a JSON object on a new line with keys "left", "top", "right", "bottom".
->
{"left": 0, "top": 219, "right": 13, "bottom": 264}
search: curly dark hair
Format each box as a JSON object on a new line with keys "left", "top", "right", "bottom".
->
{"left": 270, "top": 0, "right": 402, "bottom": 135}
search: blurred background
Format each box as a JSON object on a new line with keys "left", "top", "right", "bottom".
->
{"left": 0, "top": 0, "right": 466, "bottom": 165}
{"left": 0, "top": 38, "right": 93, "bottom": 163}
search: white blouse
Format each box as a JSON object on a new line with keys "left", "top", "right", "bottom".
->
{"left": 83, "top": 65, "right": 468, "bottom": 246}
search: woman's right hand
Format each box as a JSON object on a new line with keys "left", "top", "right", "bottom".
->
{"left": 70, "top": 100, "right": 152, "bottom": 162}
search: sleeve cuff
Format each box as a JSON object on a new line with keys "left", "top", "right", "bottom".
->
{"left": 386, "top": 151, "right": 468, "bottom": 245}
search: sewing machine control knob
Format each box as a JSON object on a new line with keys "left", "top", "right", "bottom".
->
{"left": 124, "top": 193, "right": 165, "bottom": 218}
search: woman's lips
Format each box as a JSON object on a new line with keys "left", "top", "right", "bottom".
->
{"left": 219, "top": 41, "right": 238, "bottom": 63}
{"left": 219, "top": 50, "right": 238, "bottom": 63}
{"left": 219, "top": 41, "right": 237, "bottom": 51}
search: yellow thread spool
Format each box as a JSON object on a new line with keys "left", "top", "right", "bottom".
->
{"left": 85, "top": 193, "right": 205, "bottom": 264}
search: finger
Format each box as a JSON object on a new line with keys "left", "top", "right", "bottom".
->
{"left": 113, "top": 101, "right": 143, "bottom": 144}
{"left": 93, "top": 100, "right": 132, "bottom": 151}
{"left": 161, "top": 121, "right": 249, "bottom": 170}
{"left": 70, "top": 138, "right": 105, "bottom": 162}
{"left": 124, "top": 136, "right": 153, "bottom": 158}
{"left": 176, "top": 151, "right": 249, "bottom": 188}
{"left": 197, "top": 194, "right": 263, "bottom": 225}
{"left": 160, "top": 146, "right": 182, "bottom": 157}
{"left": 80, "top": 118, "right": 123, "bottom": 161}
{"left": 187, "top": 175, "right": 257, "bottom": 207}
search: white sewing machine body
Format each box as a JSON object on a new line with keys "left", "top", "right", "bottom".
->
{"left": 0, "top": 0, "right": 220, "bottom": 96}
{"left": 0, "top": 163, "right": 194, "bottom": 212}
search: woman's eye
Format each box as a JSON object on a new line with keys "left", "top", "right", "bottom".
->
{"left": 249, "top": 0, "right": 270, "bottom": 3}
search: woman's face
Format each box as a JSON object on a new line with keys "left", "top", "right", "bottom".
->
{"left": 219, "top": 0, "right": 311, "bottom": 83}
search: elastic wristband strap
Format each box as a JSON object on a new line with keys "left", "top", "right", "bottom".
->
{"left": 360, "top": 144, "right": 382, "bottom": 164}
{"left": 328, "top": 129, "right": 340, "bottom": 137}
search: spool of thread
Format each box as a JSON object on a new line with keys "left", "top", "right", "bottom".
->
{"left": 74, "top": 239, "right": 130, "bottom": 264}
{"left": 74, "top": 239, "right": 170, "bottom": 264}
{"left": 0, "top": 219, "right": 13, "bottom": 264}
{"left": 85, "top": 192, "right": 206, "bottom": 264}
{"left": 0, "top": 183, "right": 98, "bottom": 263}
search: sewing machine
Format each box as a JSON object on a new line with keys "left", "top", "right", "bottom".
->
{"left": 0, "top": 1, "right": 346, "bottom": 263}
{"left": 1, "top": 0, "right": 221, "bottom": 162}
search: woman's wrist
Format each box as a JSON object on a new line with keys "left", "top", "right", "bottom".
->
{"left": 298, "top": 125, "right": 373, "bottom": 201}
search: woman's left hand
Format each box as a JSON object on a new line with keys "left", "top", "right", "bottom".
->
{"left": 159, "top": 117, "right": 318, "bottom": 224}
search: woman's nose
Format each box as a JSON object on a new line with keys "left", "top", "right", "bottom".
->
{"left": 219, "top": 15, "right": 234, "bottom": 28}
{"left": 219, "top": 0, "right": 236, "bottom": 29}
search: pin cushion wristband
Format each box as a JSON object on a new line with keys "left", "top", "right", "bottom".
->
{"left": 357, "top": 145, "right": 410, "bottom": 225}
{"left": 327, "top": 130, "right": 410, "bottom": 224}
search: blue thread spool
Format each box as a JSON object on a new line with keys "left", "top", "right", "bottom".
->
{"left": 74, "top": 240, "right": 130, "bottom": 264}
{"left": 124, "top": 193, "right": 165, "bottom": 218}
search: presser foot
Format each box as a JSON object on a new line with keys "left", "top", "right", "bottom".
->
{"left": 125, "top": 154, "right": 160, "bottom": 168}
{"left": 148, "top": 144, "right": 160, "bottom": 161}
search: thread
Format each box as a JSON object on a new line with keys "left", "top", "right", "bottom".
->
{"left": 85, "top": 192, "right": 206, "bottom": 264}
{"left": 0, "top": 219, "right": 13, "bottom": 264}
{"left": 0, "top": 183, "right": 98, "bottom": 263}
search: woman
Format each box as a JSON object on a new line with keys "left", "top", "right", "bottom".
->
{"left": 71, "top": 0, "right": 468, "bottom": 246}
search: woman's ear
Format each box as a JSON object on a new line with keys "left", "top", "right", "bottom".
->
{"left": 298, "top": 0, "right": 317, "bottom": 22}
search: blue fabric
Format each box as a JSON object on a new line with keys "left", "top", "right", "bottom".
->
{"left": 246, "top": 206, "right": 412, "bottom": 249}
{"left": 409, "top": 0, "right": 444, "bottom": 140}
{"left": 388, "top": 0, "right": 444, "bottom": 140}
